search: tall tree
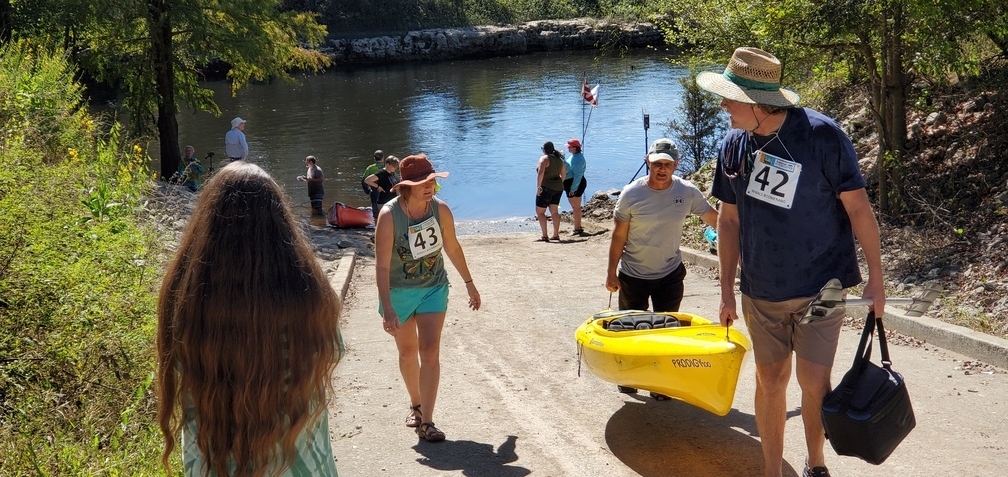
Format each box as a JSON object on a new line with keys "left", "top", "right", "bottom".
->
{"left": 985, "top": 1, "right": 1008, "bottom": 55}
{"left": 7, "top": 0, "right": 329, "bottom": 179}
{"left": 0, "top": 0, "right": 11, "bottom": 42}
{"left": 664, "top": 0, "right": 1003, "bottom": 217}
{"left": 148, "top": 0, "right": 179, "bottom": 181}
{"left": 664, "top": 68, "right": 725, "bottom": 175}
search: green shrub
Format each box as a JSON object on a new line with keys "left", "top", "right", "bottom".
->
{"left": 0, "top": 41, "right": 164, "bottom": 476}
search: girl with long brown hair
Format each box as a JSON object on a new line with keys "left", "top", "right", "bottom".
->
{"left": 157, "top": 161, "right": 344, "bottom": 476}
{"left": 375, "top": 153, "right": 481, "bottom": 442}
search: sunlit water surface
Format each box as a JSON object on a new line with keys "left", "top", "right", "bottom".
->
{"left": 157, "top": 48, "right": 694, "bottom": 224}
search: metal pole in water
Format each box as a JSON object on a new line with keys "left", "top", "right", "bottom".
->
{"left": 628, "top": 109, "right": 650, "bottom": 183}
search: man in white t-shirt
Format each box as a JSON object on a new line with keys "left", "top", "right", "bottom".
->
{"left": 606, "top": 138, "right": 719, "bottom": 310}
{"left": 605, "top": 138, "right": 719, "bottom": 396}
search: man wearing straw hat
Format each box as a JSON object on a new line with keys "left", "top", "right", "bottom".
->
{"left": 698, "top": 47, "right": 885, "bottom": 477}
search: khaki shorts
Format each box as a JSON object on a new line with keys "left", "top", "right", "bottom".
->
{"left": 741, "top": 294, "right": 845, "bottom": 367}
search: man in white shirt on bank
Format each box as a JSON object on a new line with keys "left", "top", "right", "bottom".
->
{"left": 224, "top": 117, "right": 248, "bottom": 162}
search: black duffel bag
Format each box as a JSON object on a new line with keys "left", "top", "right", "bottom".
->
{"left": 821, "top": 311, "right": 916, "bottom": 465}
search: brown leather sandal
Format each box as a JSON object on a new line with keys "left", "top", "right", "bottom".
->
{"left": 405, "top": 404, "right": 421, "bottom": 428}
{"left": 416, "top": 422, "right": 445, "bottom": 442}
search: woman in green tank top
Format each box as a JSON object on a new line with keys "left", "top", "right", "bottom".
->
{"left": 535, "top": 141, "right": 567, "bottom": 241}
{"left": 374, "top": 154, "right": 482, "bottom": 443}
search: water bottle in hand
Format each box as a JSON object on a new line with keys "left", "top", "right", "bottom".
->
{"left": 703, "top": 226, "right": 717, "bottom": 244}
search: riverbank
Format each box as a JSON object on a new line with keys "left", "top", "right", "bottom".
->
{"left": 322, "top": 18, "right": 667, "bottom": 64}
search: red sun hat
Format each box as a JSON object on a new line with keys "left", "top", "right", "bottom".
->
{"left": 566, "top": 138, "right": 582, "bottom": 149}
{"left": 391, "top": 153, "right": 449, "bottom": 191}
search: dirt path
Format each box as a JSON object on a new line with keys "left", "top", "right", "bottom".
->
{"left": 328, "top": 231, "right": 1008, "bottom": 477}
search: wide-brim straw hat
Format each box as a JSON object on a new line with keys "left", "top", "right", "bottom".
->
{"left": 391, "top": 153, "right": 448, "bottom": 191}
{"left": 696, "top": 47, "right": 800, "bottom": 107}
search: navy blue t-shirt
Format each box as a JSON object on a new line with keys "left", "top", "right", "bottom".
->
{"left": 711, "top": 107, "right": 866, "bottom": 301}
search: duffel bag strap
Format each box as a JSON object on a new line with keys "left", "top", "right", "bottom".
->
{"left": 839, "top": 312, "right": 878, "bottom": 401}
{"left": 876, "top": 313, "right": 893, "bottom": 368}
{"left": 851, "top": 311, "right": 878, "bottom": 369}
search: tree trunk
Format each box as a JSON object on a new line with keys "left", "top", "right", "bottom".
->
{"left": 884, "top": 0, "right": 908, "bottom": 215}
{"left": 148, "top": 0, "right": 181, "bottom": 181}
{"left": 879, "top": 6, "right": 894, "bottom": 216}
{"left": 0, "top": 0, "right": 12, "bottom": 43}
{"left": 868, "top": 0, "right": 909, "bottom": 217}
{"left": 987, "top": 31, "right": 1008, "bottom": 56}
{"left": 856, "top": 31, "right": 890, "bottom": 214}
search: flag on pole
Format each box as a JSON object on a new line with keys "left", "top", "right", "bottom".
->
{"left": 581, "top": 79, "right": 599, "bottom": 107}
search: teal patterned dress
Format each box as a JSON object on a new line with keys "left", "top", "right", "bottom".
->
{"left": 181, "top": 406, "right": 338, "bottom": 476}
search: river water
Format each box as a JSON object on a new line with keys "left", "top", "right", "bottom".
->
{"left": 163, "top": 48, "right": 694, "bottom": 221}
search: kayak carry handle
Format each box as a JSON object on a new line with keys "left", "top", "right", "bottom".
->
{"left": 800, "top": 279, "right": 942, "bottom": 325}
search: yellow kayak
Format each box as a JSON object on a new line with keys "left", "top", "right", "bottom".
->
{"left": 575, "top": 310, "right": 751, "bottom": 416}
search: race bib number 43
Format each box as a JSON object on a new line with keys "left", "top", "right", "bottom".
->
{"left": 746, "top": 150, "right": 801, "bottom": 209}
{"left": 408, "top": 215, "right": 443, "bottom": 260}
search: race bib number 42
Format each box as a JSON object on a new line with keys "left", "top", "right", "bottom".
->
{"left": 746, "top": 150, "right": 801, "bottom": 209}
{"left": 408, "top": 215, "right": 443, "bottom": 260}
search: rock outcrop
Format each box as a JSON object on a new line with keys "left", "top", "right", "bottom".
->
{"left": 326, "top": 19, "right": 665, "bottom": 64}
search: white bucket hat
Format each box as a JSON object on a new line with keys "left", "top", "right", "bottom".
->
{"left": 696, "top": 47, "right": 800, "bottom": 107}
{"left": 231, "top": 117, "right": 246, "bottom": 128}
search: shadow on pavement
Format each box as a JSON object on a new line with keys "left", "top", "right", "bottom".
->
{"left": 412, "top": 435, "right": 530, "bottom": 476}
{"left": 605, "top": 399, "right": 802, "bottom": 476}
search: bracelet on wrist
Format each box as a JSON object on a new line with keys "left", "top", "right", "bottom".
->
{"left": 464, "top": 279, "right": 473, "bottom": 284}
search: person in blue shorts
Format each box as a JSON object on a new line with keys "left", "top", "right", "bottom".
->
{"left": 563, "top": 138, "right": 588, "bottom": 235}
{"left": 700, "top": 47, "right": 885, "bottom": 477}
{"left": 374, "top": 153, "right": 481, "bottom": 443}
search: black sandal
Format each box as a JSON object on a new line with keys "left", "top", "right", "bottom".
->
{"left": 416, "top": 422, "right": 446, "bottom": 442}
{"left": 536, "top": 236, "right": 550, "bottom": 242}
{"left": 405, "top": 404, "right": 421, "bottom": 428}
